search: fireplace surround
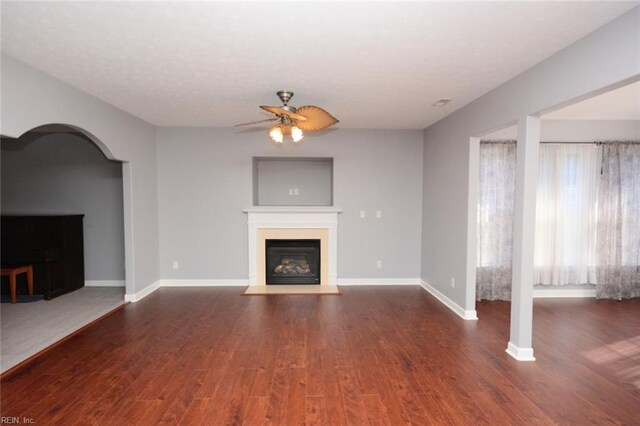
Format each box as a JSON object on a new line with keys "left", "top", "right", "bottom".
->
{"left": 243, "top": 207, "right": 341, "bottom": 286}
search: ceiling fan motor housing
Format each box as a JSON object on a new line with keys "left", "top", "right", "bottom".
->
{"left": 277, "top": 90, "right": 294, "bottom": 105}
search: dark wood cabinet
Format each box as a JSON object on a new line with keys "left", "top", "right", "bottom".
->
{"left": 1, "top": 215, "right": 85, "bottom": 299}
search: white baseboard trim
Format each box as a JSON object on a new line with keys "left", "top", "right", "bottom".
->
{"left": 160, "top": 279, "right": 249, "bottom": 287}
{"left": 506, "top": 342, "right": 536, "bottom": 361}
{"left": 85, "top": 280, "right": 125, "bottom": 287}
{"left": 126, "top": 278, "right": 482, "bottom": 308}
{"left": 124, "top": 279, "right": 250, "bottom": 303}
{"left": 124, "top": 280, "right": 161, "bottom": 303}
{"left": 337, "top": 278, "right": 421, "bottom": 285}
{"left": 420, "top": 280, "right": 478, "bottom": 320}
{"left": 533, "top": 288, "right": 596, "bottom": 298}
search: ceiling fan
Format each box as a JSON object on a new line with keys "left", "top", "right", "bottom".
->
{"left": 234, "top": 91, "right": 339, "bottom": 143}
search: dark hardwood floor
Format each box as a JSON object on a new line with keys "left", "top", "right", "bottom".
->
{"left": 1, "top": 286, "right": 639, "bottom": 425}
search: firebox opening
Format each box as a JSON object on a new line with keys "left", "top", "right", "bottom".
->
{"left": 265, "top": 239, "right": 321, "bottom": 285}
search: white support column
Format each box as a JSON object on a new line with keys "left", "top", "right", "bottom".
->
{"left": 506, "top": 115, "right": 540, "bottom": 361}
{"left": 465, "top": 137, "right": 481, "bottom": 319}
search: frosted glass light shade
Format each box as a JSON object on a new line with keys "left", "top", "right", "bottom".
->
{"left": 291, "top": 126, "right": 304, "bottom": 142}
{"left": 269, "top": 126, "right": 284, "bottom": 143}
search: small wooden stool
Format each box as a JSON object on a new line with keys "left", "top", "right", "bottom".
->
{"left": 1, "top": 265, "right": 34, "bottom": 304}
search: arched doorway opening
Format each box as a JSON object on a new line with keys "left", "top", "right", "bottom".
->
{"left": 1, "top": 123, "right": 132, "bottom": 373}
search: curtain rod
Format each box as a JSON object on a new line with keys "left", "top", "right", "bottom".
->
{"left": 540, "top": 141, "right": 601, "bottom": 144}
{"left": 482, "top": 140, "right": 640, "bottom": 145}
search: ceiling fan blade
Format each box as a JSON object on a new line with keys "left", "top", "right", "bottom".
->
{"left": 233, "top": 118, "right": 279, "bottom": 127}
{"left": 259, "top": 105, "right": 307, "bottom": 121}
{"left": 294, "top": 106, "right": 339, "bottom": 132}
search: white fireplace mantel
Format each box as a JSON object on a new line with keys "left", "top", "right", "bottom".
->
{"left": 243, "top": 206, "right": 342, "bottom": 286}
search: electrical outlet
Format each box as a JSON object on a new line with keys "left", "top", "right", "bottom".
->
{"left": 289, "top": 188, "right": 294, "bottom": 196}
{"left": 173, "top": 261, "right": 179, "bottom": 270}
{"left": 360, "top": 210, "right": 366, "bottom": 218}
{"left": 294, "top": 188, "right": 299, "bottom": 195}
{"left": 376, "top": 210, "right": 382, "bottom": 218}
{"left": 376, "top": 260, "right": 383, "bottom": 269}
{"left": 450, "top": 277, "right": 455, "bottom": 288}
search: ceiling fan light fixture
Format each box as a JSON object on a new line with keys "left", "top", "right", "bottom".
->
{"left": 269, "top": 125, "right": 284, "bottom": 143}
{"left": 236, "top": 91, "right": 338, "bottom": 143}
{"left": 291, "top": 126, "right": 303, "bottom": 143}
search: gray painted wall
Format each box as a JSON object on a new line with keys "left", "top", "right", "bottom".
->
{"left": 421, "top": 7, "right": 640, "bottom": 311}
{"left": 1, "top": 133, "right": 125, "bottom": 281}
{"left": 255, "top": 158, "right": 333, "bottom": 206}
{"left": 2, "top": 7, "right": 637, "bottom": 298}
{"left": 1, "top": 55, "right": 159, "bottom": 296}
{"left": 157, "top": 128, "right": 423, "bottom": 280}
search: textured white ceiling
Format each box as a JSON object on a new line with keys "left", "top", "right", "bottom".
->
{"left": 544, "top": 81, "right": 640, "bottom": 120}
{"left": 1, "top": 2, "right": 636, "bottom": 129}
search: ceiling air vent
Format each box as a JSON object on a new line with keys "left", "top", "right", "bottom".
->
{"left": 432, "top": 99, "right": 452, "bottom": 107}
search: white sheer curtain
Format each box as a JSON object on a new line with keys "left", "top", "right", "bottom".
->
{"left": 596, "top": 142, "right": 640, "bottom": 299}
{"left": 534, "top": 144, "right": 601, "bottom": 286}
{"left": 477, "top": 141, "right": 640, "bottom": 300}
{"left": 477, "top": 141, "right": 516, "bottom": 300}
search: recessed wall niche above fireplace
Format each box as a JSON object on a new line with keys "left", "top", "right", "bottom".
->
{"left": 265, "top": 239, "right": 321, "bottom": 285}
{"left": 253, "top": 157, "right": 333, "bottom": 206}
